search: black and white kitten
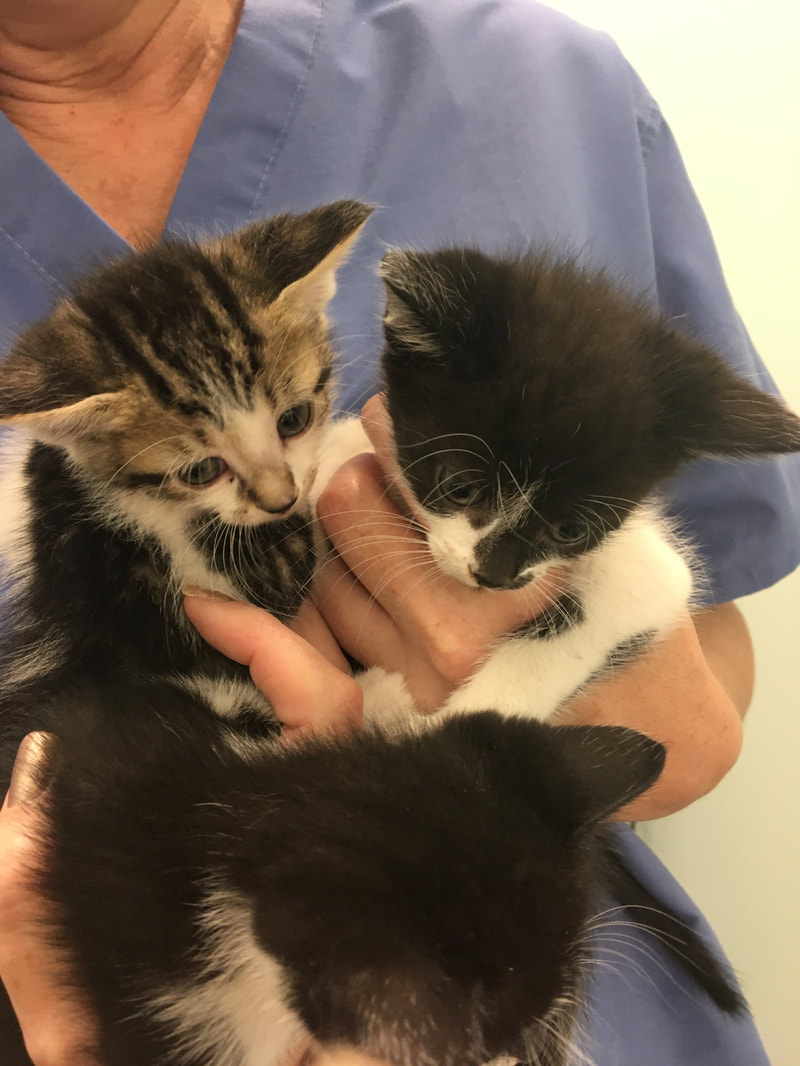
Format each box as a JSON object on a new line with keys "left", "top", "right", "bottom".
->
{"left": 0, "top": 686, "right": 742, "bottom": 1066}
{"left": 329, "top": 246, "right": 800, "bottom": 722}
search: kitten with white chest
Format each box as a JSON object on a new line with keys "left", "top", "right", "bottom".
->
{"left": 338, "top": 246, "right": 800, "bottom": 723}
{"left": 0, "top": 200, "right": 370, "bottom": 737}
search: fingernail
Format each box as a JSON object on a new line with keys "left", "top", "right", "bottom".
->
{"left": 182, "top": 585, "right": 234, "bottom": 602}
{"left": 7, "top": 732, "right": 56, "bottom": 807}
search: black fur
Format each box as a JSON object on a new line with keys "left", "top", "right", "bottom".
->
{"left": 0, "top": 688, "right": 692, "bottom": 1066}
{"left": 380, "top": 247, "right": 800, "bottom": 587}
{"left": 0, "top": 443, "right": 303, "bottom": 783}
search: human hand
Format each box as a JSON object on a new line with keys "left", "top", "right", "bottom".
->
{"left": 314, "top": 394, "right": 565, "bottom": 713}
{"left": 184, "top": 596, "right": 363, "bottom": 737}
{"left": 0, "top": 733, "right": 102, "bottom": 1066}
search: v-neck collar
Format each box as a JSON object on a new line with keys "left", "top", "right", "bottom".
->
{"left": 0, "top": 0, "right": 325, "bottom": 291}
{"left": 165, "top": 0, "right": 325, "bottom": 235}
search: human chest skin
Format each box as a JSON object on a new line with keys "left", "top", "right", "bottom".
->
{"left": 23, "top": 105, "right": 213, "bottom": 248}
{"left": 0, "top": 0, "right": 242, "bottom": 249}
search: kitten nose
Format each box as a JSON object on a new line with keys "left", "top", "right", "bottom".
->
{"left": 472, "top": 570, "right": 509, "bottom": 590}
{"left": 264, "top": 493, "right": 298, "bottom": 516}
{"left": 471, "top": 565, "right": 529, "bottom": 591}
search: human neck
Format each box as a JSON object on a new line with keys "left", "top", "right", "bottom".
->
{"left": 0, "top": 0, "right": 241, "bottom": 115}
{"left": 0, "top": 0, "right": 243, "bottom": 248}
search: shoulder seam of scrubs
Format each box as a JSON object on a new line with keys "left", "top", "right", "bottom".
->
{"left": 639, "top": 96, "right": 664, "bottom": 162}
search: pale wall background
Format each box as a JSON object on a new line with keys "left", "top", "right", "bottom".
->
{"left": 541, "top": 1, "right": 799, "bottom": 1062}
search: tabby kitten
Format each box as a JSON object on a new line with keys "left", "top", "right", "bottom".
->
{"left": 338, "top": 246, "right": 800, "bottom": 722}
{"left": 0, "top": 199, "right": 370, "bottom": 748}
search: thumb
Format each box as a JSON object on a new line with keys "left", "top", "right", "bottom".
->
{"left": 0, "top": 733, "right": 102, "bottom": 1066}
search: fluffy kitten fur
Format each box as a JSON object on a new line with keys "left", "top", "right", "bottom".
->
{"left": 0, "top": 688, "right": 697, "bottom": 1066}
{"left": 0, "top": 221, "right": 750, "bottom": 1065}
{"left": 333, "top": 246, "right": 800, "bottom": 722}
{"left": 0, "top": 200, "right": 370, "bottom": 741}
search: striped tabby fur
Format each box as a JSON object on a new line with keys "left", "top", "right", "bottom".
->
{"left": 0, "top": 200, "right": 371, "bottom": 747}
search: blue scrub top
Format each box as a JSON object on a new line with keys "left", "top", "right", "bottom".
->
{"left": 0, "top": 2, "right": 786, "bottom": 1062}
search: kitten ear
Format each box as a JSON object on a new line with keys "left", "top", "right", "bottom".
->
{"left": 652, "top": 326, "right": 800, "bottom": 460}
{"left": 436, "top": 714, "right": 663, "bottom": 832}
{"left": 0, "top": 328, "right": 131, "bottom": 447}
{"left": 275, "top": 200, "right": 373, "bottom": 318}
{"left": 379, "top": 249, "right": 448, "bottom": 358}
{"left": 232, "top": 200, "right": 373, "bottom": 320}
{"left": 0, "top": 392, "right": 131, "bottom": 447}
{"left": 551, "top": 724, "right": 666, "bottom": 830}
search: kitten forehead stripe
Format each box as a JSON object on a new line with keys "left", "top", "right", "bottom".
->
{"left": 114, "top": 257, "right": 245, "bottom": 414}
{"left": 74, "top": 293, "right": 179, "bottom": 410}
{"left": 187, "top": 250, "right": 265, "bottom": 386}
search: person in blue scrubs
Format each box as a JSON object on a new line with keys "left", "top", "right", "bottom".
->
{"left": 0, "top": 1, "right": 795, "bottom": 1063}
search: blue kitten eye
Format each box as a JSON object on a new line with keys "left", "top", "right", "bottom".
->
{"left": 438, "top": 469, "right": 487, "bottom": 507}
{"left": 178, "top": 457, "right": 228, "bottom": 486}
{"left": 550, "top": 520, "right": 588, "bottom": 545}
{"left": 277, "top": 403, "right": 312, "bottom": 439}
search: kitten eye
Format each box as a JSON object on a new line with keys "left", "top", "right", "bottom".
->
{"left": 438, "top": 469, "right": 487, "bottom": 508}
{"left": 177, "top": 457, "right": 228, "bottom": 487}
{"left": 277, "top": 403, "right": 312, "bottom": 439}
{"left": 549, "top": 520, "right": 589, "bottom": 545}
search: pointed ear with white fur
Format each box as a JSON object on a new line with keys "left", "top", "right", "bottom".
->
{"left": 0, "top": 315, "right": 136, "bottom": 448}
{"left": 0, "top": 391, "right": 134, "bottom": 448}
{"left": 230, "top": 200, "right": 373, "bottom": 322}
{"left": 274, "top": 220, "right": 368, "bottom": 321}
{"left": 380, "top": 249, "right": 449, "bottom": 358}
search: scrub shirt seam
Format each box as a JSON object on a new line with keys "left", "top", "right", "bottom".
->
{"left": 0, "top": 227, "right": 66, "bottom": 292}
{"left": 247, "top": 0, "right": 326, "bottom": 221}
{"left": 639, "top": 96, "right": 664, "bottom": 161}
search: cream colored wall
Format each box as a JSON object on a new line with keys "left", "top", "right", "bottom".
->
{"left": 542, "top": 2, "right": 800, "bottom": 1062}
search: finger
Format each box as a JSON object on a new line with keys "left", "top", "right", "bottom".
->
{"left": 314, "top": 549, "right": 402, "bottom": 671}
{"left": 184, "top": 596, "right": 362, "bottom": 733}
{"left": 0, "top": 739, "right": 102, "bottom": 1066}
{"left": 359, "top": 394, "right": 423, "bottom": 518}
{"left": 359, "top": 394, "right": 397, "bottom": 478}
{"left": 289, "top": 599, "right": 354, "bottom": 673}
{"left": 316, "top": 1048, "right": 388, "bottom": 1066}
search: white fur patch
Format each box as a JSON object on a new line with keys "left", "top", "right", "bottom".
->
{"left": 310, "top": 417, "right": 372, "bottom": 503}
{"left": 443, "top": 506, "right": 695, "bottom": 721}
{"left": 0, "top": 432, "right": 35, "bottom": 583}
{"left": 422, "top": 511, "right": 496, "bottom": 587}
{"left": 112, "top": 488, "right": 236, "bottom": 597}
{"left": 177, "top": 674, "right": 273, "bottom": 722}
{"left": 356, "top": 666, "right": 417, "bottom": 729}
{"left": 148, "top": 888, "right": 307, "bottom": 1066}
